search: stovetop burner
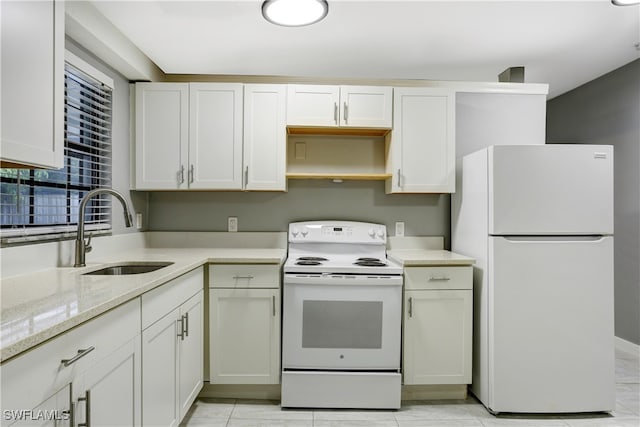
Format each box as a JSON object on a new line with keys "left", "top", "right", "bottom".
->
{"left": 296, "top": 260, "right": 322, "bottom": 265}
{"left": 356, "top": 257, "right": 381, "bottom": 262}
{"left": 298, "top": 257, "right": 329, "bottom": 262}
{"left": 354, "top": 260, "right": 387, "bottom": 267}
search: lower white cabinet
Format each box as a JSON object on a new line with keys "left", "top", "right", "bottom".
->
{"left": 209, "top": 264, "right": 281, "bottom": 384}
{"left": 141, "top": 268, "right": 203, "bottom": 427}
{"left": 74, "top": 337, "right": 141, "bottom": 427}
{"left": 403, "top": 266, "right": 472, "bottom": 385}
{"left": 1, "top": 299, "right": 141, "bottom": 427}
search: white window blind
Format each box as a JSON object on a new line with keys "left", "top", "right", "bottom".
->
{"left": 1, "top": 61, "right": 113, "bottom": 240}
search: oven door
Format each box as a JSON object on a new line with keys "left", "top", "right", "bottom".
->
{"left": 282, "top": 274, "right": 402, "bottom": 370}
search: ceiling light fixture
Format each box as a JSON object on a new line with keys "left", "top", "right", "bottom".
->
{"left": 611, "top": 0, "right": 640, "bottom": 5}
{"left": 262, "top": 0, "right": 329, "bottom": 27}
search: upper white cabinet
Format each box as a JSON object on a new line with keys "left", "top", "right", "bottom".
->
{"left": 189, "top": 83, "right": 244, "bottom": 189}
{"left": 135, "top": 83, "right": 189, "bottom": 189}
{"left": 1, "top": 0, "right": 64, "bottom": 169}
{"left": 243, "top": 84, "right": 287, "bottom": 191}
{"left": 134, "top": 82, "right": 286, "bottom": 191}
{"left": 287, "top": 85, "right": 392, "bottom": 128}
{"left": 386, "top": 88, "right": 455, "bottom": 193}
{"left": 135, "top": 82, "right": 242, "bottom": 190}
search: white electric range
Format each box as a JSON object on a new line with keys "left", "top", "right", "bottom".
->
{"left": 281, "top": 221, "right": 403, "bottom": 409}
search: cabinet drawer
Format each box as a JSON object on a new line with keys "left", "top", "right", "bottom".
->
{"left": 404, "top": 266, "right": 472, "bottom": 290}
{"left": 142, "top": 267, "right": 203, "bottom": 330}
{"left": 209, "top": 264, "right": 280, "bottom": 289}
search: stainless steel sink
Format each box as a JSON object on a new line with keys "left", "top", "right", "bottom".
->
{"left": 83, "top": 261, "right": 174, "bottom": 276}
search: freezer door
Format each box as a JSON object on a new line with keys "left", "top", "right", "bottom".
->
{"left": 488, "top": 145, "right": 613, "bottom": 235}
{"left": 488, "top": 236, "right": 615, "bottom": 413}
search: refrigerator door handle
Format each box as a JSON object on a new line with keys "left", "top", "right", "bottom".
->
{"left": 498, "top": 235, "right": 608, "bottom": 243}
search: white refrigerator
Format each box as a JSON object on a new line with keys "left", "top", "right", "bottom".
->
{"left": 452, "top": 144, "right": 615, "bottom": 414}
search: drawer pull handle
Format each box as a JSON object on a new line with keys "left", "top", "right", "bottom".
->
{"left": 429, "top": 276, "right": 451, "bottom": 281}
{"left": 233, "top": 275, "right": 254, "bottom": 280}
{"left": 61, "top": 346, "right": 95, "bottom": 367}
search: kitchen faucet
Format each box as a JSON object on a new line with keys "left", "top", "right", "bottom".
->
{"left": 75, "top": 188, "right": 134, "bottom": 267}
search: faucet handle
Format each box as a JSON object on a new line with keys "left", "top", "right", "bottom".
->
{"left": 85, "top": 234, "right": 92, "bottom": 253}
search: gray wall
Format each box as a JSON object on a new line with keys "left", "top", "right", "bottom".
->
{"left": 547, "top": 59, "right": 640, "bottom": 345}
{"left": 66, "top": 37, "right": 147, "bottom": 235}
{"left": 146, "top": 180, "right": 451, "bottom": 247}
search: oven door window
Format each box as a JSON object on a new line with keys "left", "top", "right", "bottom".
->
{"left": 302, "top": 300, "right": 383, "bottom": 349}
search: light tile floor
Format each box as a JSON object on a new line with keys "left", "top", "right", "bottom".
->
{"left": 181, "top": 349, "right": 639, "bottom": 427}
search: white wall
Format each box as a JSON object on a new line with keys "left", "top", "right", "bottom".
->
{"left": 547, "top": 59, "right": 640, "bottom": 345}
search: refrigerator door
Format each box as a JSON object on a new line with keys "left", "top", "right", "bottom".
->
{"left": 488, "top": 145, "right": 613, "bottom": 235}
{"left": 488, "top": 235, "right": 615, "bottom": 413}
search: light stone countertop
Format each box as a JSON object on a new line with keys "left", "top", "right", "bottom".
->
{"left": 0, "top": 247, "right": 286, "bottom": 362}
{"left": 387, "top": 249, "right": 475, "bottom": 266}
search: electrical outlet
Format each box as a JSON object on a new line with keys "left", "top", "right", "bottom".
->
{"left": 395, "top": 222, "right": 405, "bottom": 237}
{"left": 228, "top": 217, "right": 238, "bottom": 232}
{"left": 136, "top": 213, "right": 143, "bottom": 230}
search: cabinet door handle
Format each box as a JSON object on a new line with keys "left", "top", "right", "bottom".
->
{"left": 78, "top": 390, "right": 91, "bottom": 427}
{"left": 177, "top": 317, "right": 185, "bottom": 341}
{"left": 343, "top": 101, "right": 348, "bottom": 124}
{"left": 429, "top": 276, "right": 451, "bottom": 282}
{"left": 333, "top": 102, "right": 338, "bottom": 124}
{"left": 61, "top": 346, "right": 95, "bottom": 367}
{"left": 408, "top": 297, "right": 413, "bottom": 318}
{"left": 397, "top": 169, "right": 401, "bottom": 188}
{"left": 189, "top": 164, "right": 194, "bottom": 184}
{"left": 184, "top": 312, "right": 189, "bottom": 337}
{"left": 244, "top": 166, "right": 249, "bottom": 187}
{"left": 272, "top": 295, "right": 276, "bottom": 317}
{"left": 177, "top": 165, "right": 185, "bottom": 185}
{"left": 233, "top": 275, "right": 254, "bottom": 280}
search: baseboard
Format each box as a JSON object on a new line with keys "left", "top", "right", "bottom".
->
{"left": 615, "top": 336, "right": 640, "bottom": 357}
{"left": 199, "top": 383, "right": 281, "bottom": 400}
{"left": 401, "top": 385, "right": 468, "bottom": 400}
{"left": 198, "top": 383, "right": 469, "bottom": 401}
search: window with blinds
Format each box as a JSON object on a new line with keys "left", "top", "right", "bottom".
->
{"left": 0, "top": 61, "right": 113, "bottom": 240}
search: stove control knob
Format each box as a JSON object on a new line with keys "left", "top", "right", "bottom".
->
{"left": 377, "top": 229, "right": 385, "bottom": 238}
{"left": 291, "top": 227, "right": 299, "bottom": 237}
{"left": 368, "top": 228, "right": 376, "bottom": 238}
{"left": 301, "top": 226, "right": 309, "bottom": 237}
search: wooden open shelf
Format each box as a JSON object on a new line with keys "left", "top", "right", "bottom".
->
{"left": 286, "top": 172, "right": 392, "bottom": 181}
{"left": 287, "top": 126, "right": 390, "bottom": 137}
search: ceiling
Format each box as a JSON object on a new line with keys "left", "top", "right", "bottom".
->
{"left": 89, "top": 0, "right": 640, "bottom": 98}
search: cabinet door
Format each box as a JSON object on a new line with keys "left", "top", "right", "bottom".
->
{"left": 1, "top": 0, "right": 64, "bottom": 169}
{"left": 74, "top": 337, "right": 141, "bottom": 427}
{"left": 135, "top": 83, "right": 189, "bottom": 190}
{"left": 4, "top": 384, "right": 71, "bottom": 427}
{"left": 210, "top": 288, "right": 280, "bottom": 384}
{"left": 142, "top": 308, "right": 180, "bottom": 427}
{"left": 243, "top": 84, "right": 287, "bottom": 191}
{"left": 287, "top": 85, "right": 340, "bottom": 126}
{"left": 189, "top": 83, "right": 243, "bottom": 190}
{"left": 339, "top": 86, "right": 392, "bottom": 128}
{"left": 178, "top": 291, "right": 204, "bottom": 421}
{"left": 403, "top": 290, "right": 472, "bottom": 385}
{"left": 387, "top": 88, "right": 455, "bottom": 193}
